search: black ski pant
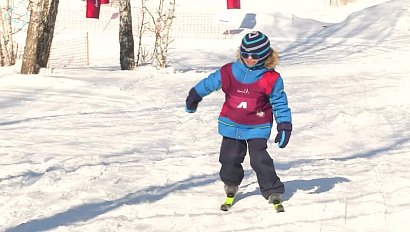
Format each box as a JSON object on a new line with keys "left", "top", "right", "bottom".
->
{"left": 219, "top": 137, "right": 284, "bottom": 199}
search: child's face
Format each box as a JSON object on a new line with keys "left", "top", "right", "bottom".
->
{"left": 242, "top": 56, "right": 258, "bottom": 67}
{"left": 240, "top": 52, "right": 259, "bottom": 67}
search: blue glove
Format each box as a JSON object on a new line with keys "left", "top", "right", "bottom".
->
{"left": 185, "top": 88, "right": 202, "bottom": 113}
{"left": 274, "top": 122, "right": 292, "bottom": 148}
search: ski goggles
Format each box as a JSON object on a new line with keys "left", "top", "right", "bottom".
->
{"left": 240, "top": 52, "right": 260, "bottom": 60}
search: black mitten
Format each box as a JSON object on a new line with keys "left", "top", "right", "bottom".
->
{"left": 274, "top": 122, "right": 292, "bottom": 148}
{"left": 185, "top": 88, "right": 202, "bottom": 113}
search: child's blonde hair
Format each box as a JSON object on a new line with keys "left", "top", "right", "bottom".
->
{"left": 236, "top": 48, "right": 279, "bottom": 69}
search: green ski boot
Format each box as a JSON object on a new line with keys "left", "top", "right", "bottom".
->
{"left": 269, "top": 193, "right": 284, "bottom": 213}
{"left": 220, "top": 185, "right": 238, "bottom": 211}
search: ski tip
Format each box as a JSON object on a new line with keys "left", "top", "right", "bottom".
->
{"left": 274, "top": 204, "right": 285, "bottom": 213}
{"left": 220, "top": 204, "right": 230, "bottom": 211}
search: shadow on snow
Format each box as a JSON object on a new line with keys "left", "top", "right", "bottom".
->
{"left": 5, "top": 173, "right": 220, "bottom": 232}
{"left": 4, "top": 173, "right": 349, "bottom": 232}
{"left": 236, "top": 176, "right": 350, "bottom": 203}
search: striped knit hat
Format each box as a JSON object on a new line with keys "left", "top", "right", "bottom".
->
{"left": 240, "top": 31, "right": 271, "bottom": 69}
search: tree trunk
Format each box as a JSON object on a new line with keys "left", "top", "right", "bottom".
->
{"left": 0, "top": 40, "right": 4, "bottom": 67}
{"left": 119, "top": 0, "right": 135, "bottom": 70}
{"left": 21, "top": 0, "right": 59, "bottom": 74}
{"left": 5, "top": 0, "right": 15, "bottom": 65}
{"left": 37, "top": 0, "right": 59, "bottom": 68}
{"left": 21, "top": 0, "right": 44, "bottom": 74}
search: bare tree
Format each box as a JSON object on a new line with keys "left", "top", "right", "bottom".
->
{"left": 135, "top": 0, "right": 148, "bottom": 66}
{"left": 147, "top": 0, "right": 176, "bottom": 68}
{"left": 0, "top": 0, "right": 19, "bottom": 66}
{"left": 21, "top": 0, "right": 59, "bottom": 74}
{"left": 119, "top": 0, "right": 135, "bottom": 70}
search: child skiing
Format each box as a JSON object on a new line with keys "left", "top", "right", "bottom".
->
{"left": 185, "top": 31, "right": 292, "bottom": 212}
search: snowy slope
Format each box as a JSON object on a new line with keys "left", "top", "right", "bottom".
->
{"left": 1, "top": 0, "right": 410, "bottom": 231}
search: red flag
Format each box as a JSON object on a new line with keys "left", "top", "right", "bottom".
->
{"left": 227, "top": 0, "right": 240, "bottom": 9}
{"left": 101, "top": 0, "right": 109, "bottom": 4}
{"left": 86, "top": 0, "right": 101, "bottom": 19}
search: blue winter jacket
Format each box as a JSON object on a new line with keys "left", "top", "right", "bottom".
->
{"left": 193, "top": 60, "right": 292, "bottom": 140}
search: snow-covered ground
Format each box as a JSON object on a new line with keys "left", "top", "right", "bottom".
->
{"left": 1, "top": 0, "right": 410, "bottom": 231}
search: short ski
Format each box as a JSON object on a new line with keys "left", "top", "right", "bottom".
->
{"left": 220, "top": 195, "right": 235, "bottom": 211}
{"left": 220, "top": 192, "right": 285, "bottom": 212}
